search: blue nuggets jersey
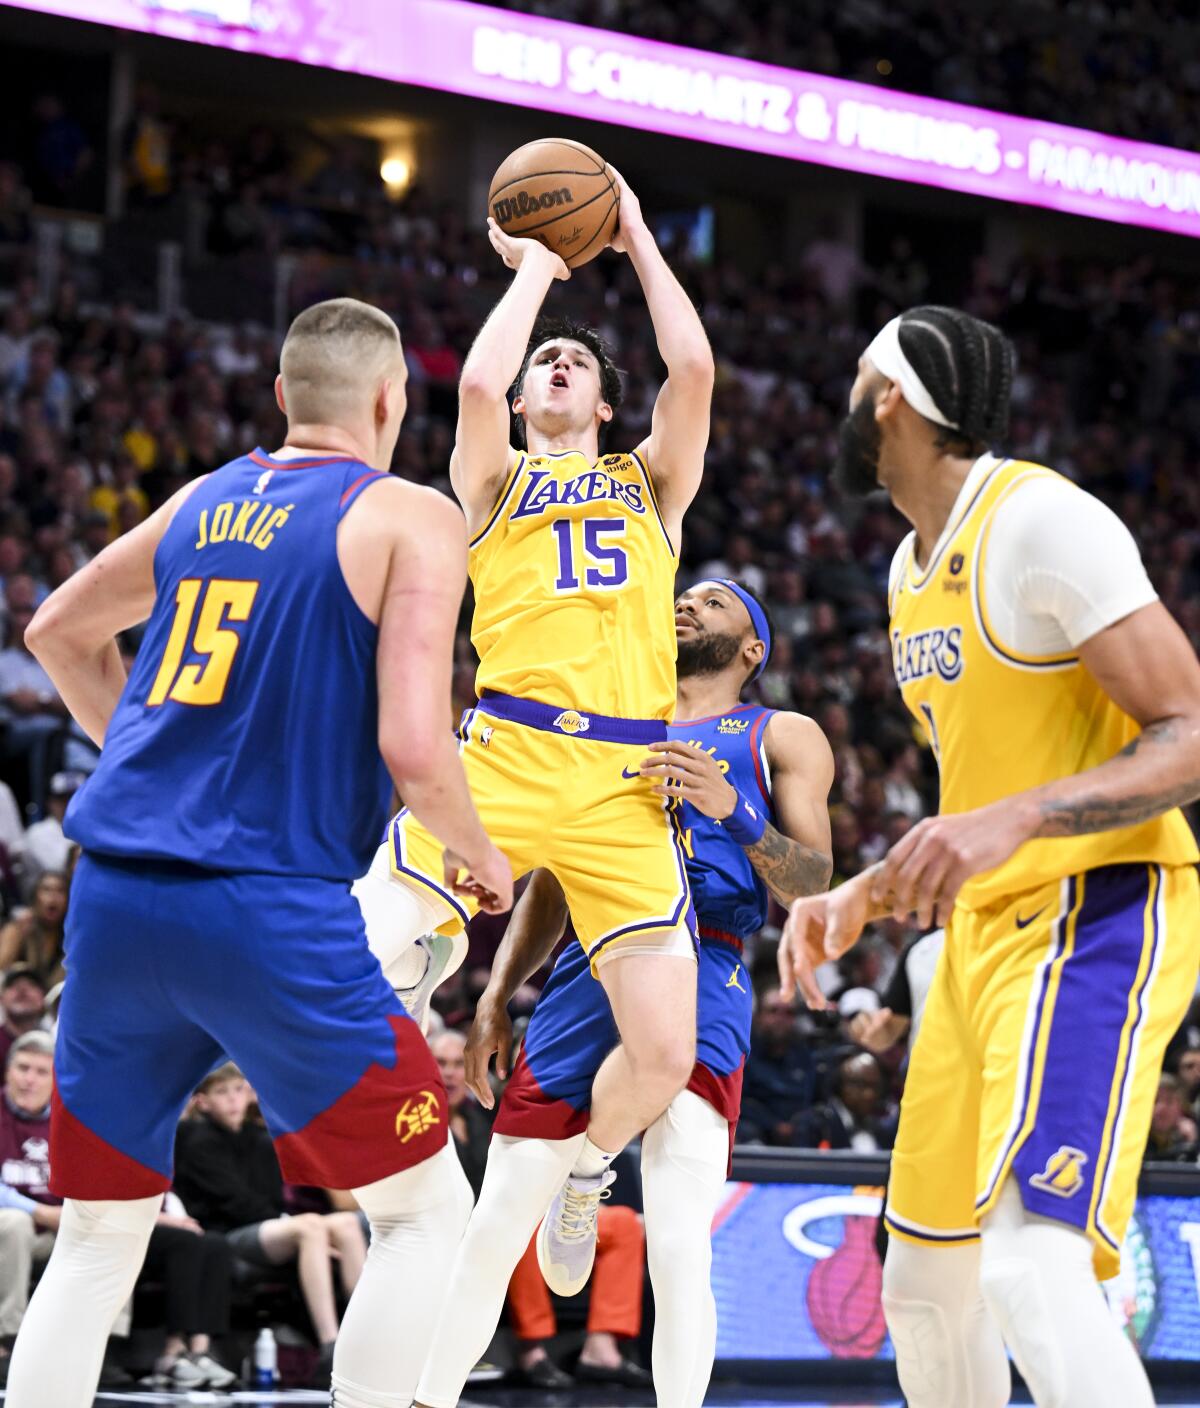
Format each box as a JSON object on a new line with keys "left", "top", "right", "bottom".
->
{"left": 66, "top": 449, "right": 393, "bottom": 881}
{"left": 671, "top": 703, "right": 775, "bottom": 944}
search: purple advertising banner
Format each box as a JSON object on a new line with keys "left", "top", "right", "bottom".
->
{"left": 7, "top": 0, "right": 1200, "bottom": 237}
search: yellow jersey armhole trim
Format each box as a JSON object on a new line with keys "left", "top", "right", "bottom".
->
{"left": 469, "top": 453, "right": 526, "bottom": 550}
{"left": 973, "top": 470, "right": 1080, "bottom": 670}
{"left": 630, "top": 447, "right": 677, "bottom": 557}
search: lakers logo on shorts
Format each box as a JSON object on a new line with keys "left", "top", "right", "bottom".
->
{"left": 1029, "top": 1145, "right": 1088, "bottom": 1199}
{"left": 553, "top": 710, "right": 590, "bottom": 735}
{"left": 394, "top": 1090, "right": 441, "bottom": 1144}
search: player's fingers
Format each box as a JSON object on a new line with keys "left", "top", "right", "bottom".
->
{"left": 496, "top": 1031, "right": 512, "bottom": 1082}
{"left": 776, "top": 928, "right": 794, "bottom": 1002}
{"left": 913, "top": 850, "right": 953, "bottom": 930}
{"left": 887, "top": 835, "right": 940, "bottom": 920}
{"left": 871, "top": 825, "right": 924, "bottom": 903}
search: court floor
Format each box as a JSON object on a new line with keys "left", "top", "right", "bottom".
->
{"left": 5, "top": 1388, "right": 1200, "bottom": 1407}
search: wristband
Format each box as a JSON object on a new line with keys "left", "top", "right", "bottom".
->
{"left": 720, "top": 791, "right": 767, "bottom": 847}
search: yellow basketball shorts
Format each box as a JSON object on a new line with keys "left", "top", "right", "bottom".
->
{"left": 885, "top": 861, "right": 1200, "bottom": 1280}
{"left": 388, "top": 691, "right": 695, "bottom": 970}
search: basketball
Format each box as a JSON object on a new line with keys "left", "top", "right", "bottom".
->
{"left": 488, "top": 138, "right": 619, "bottom": 269}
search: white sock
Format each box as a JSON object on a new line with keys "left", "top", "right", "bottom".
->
{"left": 415, "top": 1133, "right": 583, "bottom": 1408}
{"left": 641, "top": 1090, "right": 731, "bottom": 1408}
{"left": 882, "top": 1235, "right": 1010, "bottom": 1408}
{"left": 352, "top": 843, "right": 446, "bottom": 988}
{"left": 6, "top": 1196, "right": 160, "bottom": 1408}
{"left": 979, "top": 1179, "right": 1154, "bottom": 1408}
{"left": 330, "top": 1142, "right": 473, "bottom": 1408}
{"left": 571, "top": 1134, "right": 618, "bottom": 1180}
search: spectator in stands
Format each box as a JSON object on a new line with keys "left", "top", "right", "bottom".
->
{"left": 0, "top": 1032, "right": 60, "bottom": 1375}
{"left": 0, "top": 871, "right": 68, "bottom": 987}
{"left": 0, "top": 966, "right": 47, "bottom": 1068}
{"left": 173, "top": 1064, "right": 366, "bottom": 1380}
{"left": 19, "top": 771, "right": 79, "bottom": 893}
{"left": 796, "top": 1052, "right": 897, "bottom": 1152}
{"left": 1179, "top": 1048, "right": 1200, "bottom": 1122}
{"left": 738, "top": 987, "right": 815, "bottom": 1145}
{"left": 139, "top": 1203, "right": 237, "bottom": 1391}
{"left": 0, "top": 600, "right": 69, "bottom": 811}
{"left": 430, "top": 1029, "right": 492, "bottom": 1197}
{"left": 1145, "top": 1074, "right": 1199, "bottom": 1162}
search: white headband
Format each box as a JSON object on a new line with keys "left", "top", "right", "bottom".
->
{"left": 864, "top": 316, "right": 959, "bottom": 430}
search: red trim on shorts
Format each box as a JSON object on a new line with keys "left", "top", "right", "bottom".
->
{"left": 273, "top": 1015, "right": 447, "bottom": 1188}
{"left": 698, "top": 924, "right": 745, "bottom": 952}
{"left": 49, "top": 1087, "right": 170, "bottom": 1200}
{"left": 491, "top": 1048, "right": 590, "bottom": 1142}
{"left": 687, "top": 1059, "right": 743, "bottom": 1175}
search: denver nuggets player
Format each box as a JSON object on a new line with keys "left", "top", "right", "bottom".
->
{"left": 781, "top": 306, "right": 1200, "bottom": 1408}
{"left": 6, "top": 299, "right": 510, "bottom": 1408}
{"left": 354, "top": 171, "right": 715, "bottom": 1304}
{"left": 407, "top": 578, "right": 832, "bottom": 1408}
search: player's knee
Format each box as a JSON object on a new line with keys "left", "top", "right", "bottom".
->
{"left": 292, "top": 1212, "right": 330, "bottom": 1243}
{"left": 880, "top": 1243, "right": 958, "bottom": 1408}
{"left": 977, "top": 1247, "right": 1066, "bottom": 1406}
{"left": 627, "top": 1028, "right": 694, "bottom": 1093}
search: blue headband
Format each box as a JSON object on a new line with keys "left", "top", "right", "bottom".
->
{"left": 694, "top": 579, "right": 772, "bottom": 679}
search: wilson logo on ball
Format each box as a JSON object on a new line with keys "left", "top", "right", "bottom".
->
{"left": 492, "top": 187, "right": 574, "bottom": 224}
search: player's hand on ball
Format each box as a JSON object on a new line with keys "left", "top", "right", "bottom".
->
{"left": 444, "top": 843, "right": 514, "bottom": 915}
{"left": 779, "top": 873, "right": 875, "bottom": 1009}
{"left": 464, "top": 995, "right": 513, "bottom": 1109}
{"left": 640, "top": 739, "right": 738, "bottom": 817}
{"left": 869, "top": 798, "right": 1035, "bottom": 928}
{"left": 486, "top": 218, "right": 570, "bottom": 280}
{"left": 605, "top": 168, "right": 644, "bottom": 254}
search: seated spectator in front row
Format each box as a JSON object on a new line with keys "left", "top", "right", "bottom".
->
{"left": 431, "top": 1030, "right": 651, "bottom": 1391}
{"left": 796, "top": 1052, "right": 897, "bottom": 1152}
{"left": 0, "top": 965, "right": 47, "bottom": 1067}
{"left": 1178, "top": 1048, "right": 1200, "bottom": 1123}
{"left": 738, "top": 987, "right": 815, "bottom": 1146}
{"left": 1145, "top": 1074, "right": 1199, "bottom": 1163}
{"left": 173, "top": 1063, "right": 367, "bottom": 1380}
{"left": 0, "top": 870, "right": 68, "bottom": 987}
{"left": 0, "top": 1032, "right": 59, "bottom": 1378}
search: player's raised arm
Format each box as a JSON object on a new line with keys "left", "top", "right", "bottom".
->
{"left": 24, "top": 478, "right": 207, "bottom": 745}
{"left": 373, "top": 481, "right": 512, "bottom": 913}
{"left": 451, "top": 223, "right": 569, "bottom": 530}
{"left": 611, "top": 171, "right": 714, "bottom": 545}
{"left": 465, "top": 868, "right": 570, "bottom": 1106}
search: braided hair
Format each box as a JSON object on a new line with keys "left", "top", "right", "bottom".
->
{"left": 896, "top": 306, "right": 1014, "bottom": 457}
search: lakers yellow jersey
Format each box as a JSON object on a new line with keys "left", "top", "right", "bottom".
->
{"left": 889, "top": 456, "right": 1198, "bottom": 908}
{"left": 468, "top": 448, "right": 677, "bottom": 720}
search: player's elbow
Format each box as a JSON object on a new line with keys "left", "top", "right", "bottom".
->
{"left": 23, "top": 595, "right": 66, "bottom": 663}
{"left": 380, "top": 726, "right": 448, "bottom": 791}
{"left": 670, "top": 345, "right": 715, "bottom": 387}
{"left": 459, "top": 367, "right": 507, "bottom": 407}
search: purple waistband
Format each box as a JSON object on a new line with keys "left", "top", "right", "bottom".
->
{"left": 477, "top": 690, "right": 668, "bottom": 745}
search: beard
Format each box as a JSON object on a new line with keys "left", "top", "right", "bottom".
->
{"left": 833, "top": 396, "right": 883, "bottom": 497}
{"left": 677, "top": 629, "right": 742, "bottom": 678}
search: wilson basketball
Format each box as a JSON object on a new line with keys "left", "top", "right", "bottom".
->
{"left": 488, "top": 138, "right": 619, "bottom": 269}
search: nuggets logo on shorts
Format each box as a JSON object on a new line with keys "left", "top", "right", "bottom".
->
{"left": 552, "top": 710, "right": 590, "bottom": 735}
{"left": 394, "top": 1090, "right": 441, "bottom": 1144}
{"left": 1029, "top": 1145, "right": 1088, "bottom": 1199}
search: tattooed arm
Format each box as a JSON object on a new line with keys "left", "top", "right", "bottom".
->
{"left": 1032, "top": 603, "right": 1200, "bottom": 834}
{"left": 753, "top": 712, "right": 835, "bottom": 904}
{"left": 868, "top": 601, "right": 1200, "bottom": 928}
{"left": 641, "top": 712, "right": 834, "bottom": 906}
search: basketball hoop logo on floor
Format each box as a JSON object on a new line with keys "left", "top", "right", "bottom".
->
{"left": 782, "top": 1189, "right": 887, "bottom": 1359}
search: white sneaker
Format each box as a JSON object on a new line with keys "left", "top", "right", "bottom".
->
{"left": 536, "top": 1169, "right": 616, "bottom": 1296}
{"left": 393, "top": 931, "right": 467, "bottom": 1034}
{"left": 191, "top": 1352, "right": 237, "bottom": 1389}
